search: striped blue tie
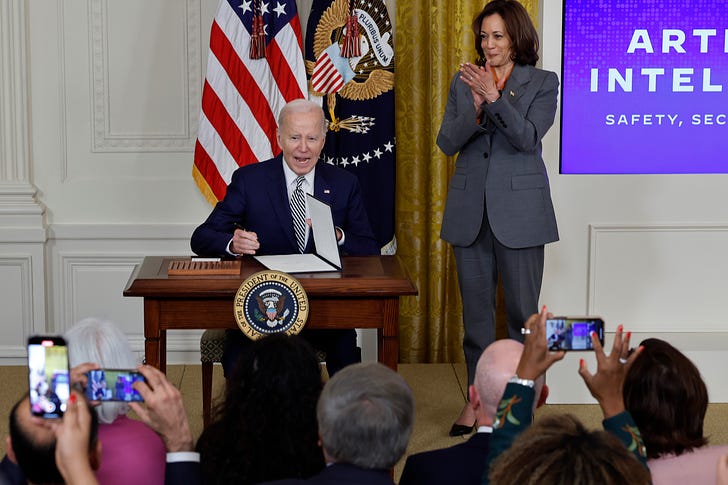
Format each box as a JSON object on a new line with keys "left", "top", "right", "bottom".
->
{"left": 290, "top": 176, "right": 307, "bottom": 253}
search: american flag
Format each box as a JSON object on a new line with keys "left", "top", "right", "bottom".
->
{"left": 193, "top": 0, "right": 308, "bottom": 204}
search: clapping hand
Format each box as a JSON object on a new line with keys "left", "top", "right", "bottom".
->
{"left": 460, "top": 61, "right": 501, "bottom": 109}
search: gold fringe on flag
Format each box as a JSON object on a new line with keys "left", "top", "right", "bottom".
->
{"left": 340, "top": 0, "right": 360, "bottom": 58}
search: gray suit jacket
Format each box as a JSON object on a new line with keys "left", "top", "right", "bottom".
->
{"left": 438, "top": 64, "right": 559, "bottom": 249}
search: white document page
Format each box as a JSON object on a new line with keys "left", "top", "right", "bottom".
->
{"left": 307, "top": 194, "right": 342, "bottom": 269}
{"left": 254, "top": 253, "right": 337, "bottom": 273}
{"left": 253, "top": 194, "right": 341, "bottom": 273}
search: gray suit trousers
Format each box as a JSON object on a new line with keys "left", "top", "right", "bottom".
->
{"left": 453, "top": 213, "right": 544, "bottom": 387}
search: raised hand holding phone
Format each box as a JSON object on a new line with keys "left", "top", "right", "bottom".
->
{"left": 545, "top": 317, "right": 605, "bottom": 351}
{"left": 27, "top": 336, "right": 71, "bottom": 419}
{"left": 85, "top": 369, "right": 145, "bottom": 402}
{"left": 578, "top": 324, "right": 642, "bottom": 418}
{"left": 515, "top": 306, "right": 566, "bottom": 381}
{"left": 52, "top": 390, "right": 100, "bottom": 485}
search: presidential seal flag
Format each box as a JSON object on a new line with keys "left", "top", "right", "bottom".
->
{"left": 305, "top": 0, "right": 396, "bottom": 253}
{"left": 193, "top": 0, "right": 308, "bottom": 204}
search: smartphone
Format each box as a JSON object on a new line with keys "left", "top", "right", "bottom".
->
{"left": 85, "top": 369, "right": 145, "bottom": 402}
{"left": 545, "top": 317, "right": 605, "bottom": 351}
{"left": 27, "top": 336, "right": 71, "bottom": 418}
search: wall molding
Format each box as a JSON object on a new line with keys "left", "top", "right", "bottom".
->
{"left": 0, "top": 255, "right": 34, "bottom": 341}
{"left": 57, "top": 254, "right": 143, "bottom": 333}
{"left": 49, "top": 223, "right": 196, "bottom": 240}
{"left": 87, "top": 0, "right": 201, "bottom": 152}
{"left": 588, "top": 222, "right": 728, "bottom": 317}
{"left": 0, "top": 0, "right": 30, "bottom": 182}
{"left": 586, "top": 222, "right": 728, "bottom": 333}
{"left": 47, "top": 228, "right": 200, "bottom": 361}
{"left": 0, "top": 1, "right": 45, "bottom": 225}
{"left": 548, "top": 331, "right": 728, "bottom": 403}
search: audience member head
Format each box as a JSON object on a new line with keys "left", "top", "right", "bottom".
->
{"left": 488, "top": 413, "right": 651, "bottom": 484}
{"left": 470, "top": 339, "right": 546, "bottom": 426}
{"left": 196, "top": 333, "right": 324, "bottom": 484}
{"left": 7, "top": 394, "right": 100, "bottom": 485}
{"left": 276, "top": 98, "right": 327, "bottom": 176}
{"left": 65, "top": 317, "right": 138, "bottom": 424}
{"left": 623, "top": 337, "right": 708, "bottom": 459}
{"left": 317, "top": 361, "right": 414, "bottom": 470}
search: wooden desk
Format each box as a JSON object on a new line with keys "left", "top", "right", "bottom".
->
{"left": 123, "top": 256, "right": 417, "bottom": 373}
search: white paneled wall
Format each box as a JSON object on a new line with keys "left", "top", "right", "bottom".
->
{"left": 539, "top": 0, "right": 728, "bottom": 402}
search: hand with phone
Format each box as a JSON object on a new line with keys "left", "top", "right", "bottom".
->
{"left": 545, "top": 317, "right": 605, "bottom": 351}
{"left": 27, "top": 336, "right": 71, "bottom": 419}
{"left": 84, "top": 369, "right": 145, "bottom": 402}
{"left": 515, "top": 307, "right": 566, "bottom": 381}
{"left": 130, "top": 365, "right": 193, "bottom": 453}
{"left": 52, "top": 390, "right": 100, "bottom": 485}
{"left": 578, "top": 324, "right": 643, "bottom": 418}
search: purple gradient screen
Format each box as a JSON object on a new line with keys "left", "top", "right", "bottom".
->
{"left": 561, "top": 0, "right": 728, "bottom": 174}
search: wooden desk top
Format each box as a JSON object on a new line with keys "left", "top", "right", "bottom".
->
{"left": 124, "top": 255, "right": 418, "bottom": 298}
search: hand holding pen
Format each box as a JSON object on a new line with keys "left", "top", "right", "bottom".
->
{"left": 230, "top": 222, "right": 260, "bottom": 255}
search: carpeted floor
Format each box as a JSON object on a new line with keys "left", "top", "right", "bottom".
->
{"left": 2, "top": 364, "right": 727, "bottom": 482}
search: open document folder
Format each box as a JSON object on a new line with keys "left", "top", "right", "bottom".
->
{"left": 254, "top": 194, "right": 342, "bottom": 273}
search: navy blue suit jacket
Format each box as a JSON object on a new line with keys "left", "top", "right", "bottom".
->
{"left": 165, "top": 460, "right": 202, "bottom": 485}
{"left": 191, "top": 156, "right": 378, "bottom": 257}
{"left": 398, "top": 432, "right": 491, "bottom": 485}
{"left": 259, "top": 463, "right": 394, "bottom": 485}
{"left": 0, "top": 455, "right": 24, "bottom": 485}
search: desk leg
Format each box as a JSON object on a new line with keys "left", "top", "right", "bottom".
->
{"left": 143, "top": 299, "right": 165, "bottom": 373}
{"left": 160, "top": 330, "right": 167, "bottom": 373}
{"left": 379, "top": 298, "right": 399, "bottom": 371}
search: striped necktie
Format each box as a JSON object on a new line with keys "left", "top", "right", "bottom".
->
{"left": 290, "top": 176, "right": 307, "bottom": 253}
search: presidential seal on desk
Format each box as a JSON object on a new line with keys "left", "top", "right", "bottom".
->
{"left": 233, "top": 270, "right": 309, "bottom": 340}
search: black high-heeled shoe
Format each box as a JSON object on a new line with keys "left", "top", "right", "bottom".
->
{"left": 448, "top": 422, "right": 476, "bottom": 437}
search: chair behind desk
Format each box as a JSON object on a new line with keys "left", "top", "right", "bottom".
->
{"left": 200, "top": 329, "right": 226, "bottom": 427}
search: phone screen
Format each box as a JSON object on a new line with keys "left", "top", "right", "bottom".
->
{"left": 545, "top": 317, "right": 604, "bottom": 351}
{"left": 27, "top": 336, "right": 71, "bottom": 418}
{"left": 86, "top": 369, "right": 144, "bottom": 402}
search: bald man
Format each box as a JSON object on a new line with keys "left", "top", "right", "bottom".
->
{"left": 399, "top": 340, "right": 547, "bottom": 485}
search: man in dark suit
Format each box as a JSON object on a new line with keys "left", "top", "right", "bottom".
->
{"left": 399, "top": 339, "right": 547, "bottom": 485}
{"left": 191, "top": 99, "right": 379, "bottom": 377}
{"left": 261, "top": 362, "right": 414, "bottom": 485}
